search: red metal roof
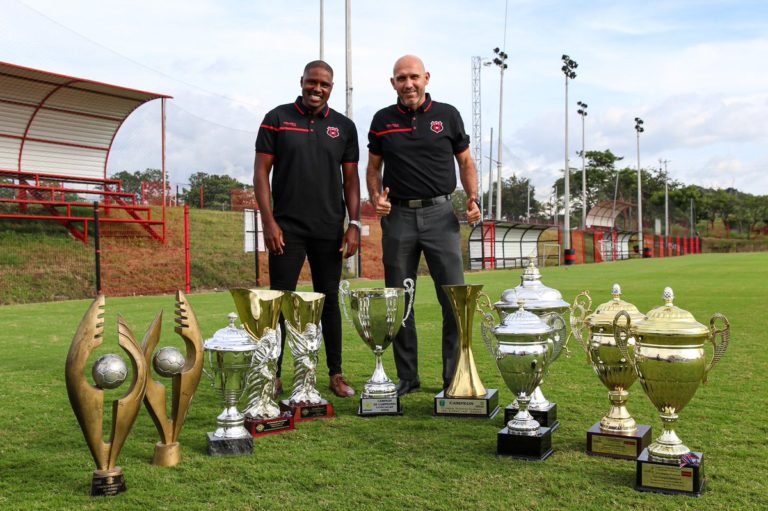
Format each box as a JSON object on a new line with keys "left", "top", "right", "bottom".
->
{"left": 0, "top": 61, "right": 171, "bottom": 180}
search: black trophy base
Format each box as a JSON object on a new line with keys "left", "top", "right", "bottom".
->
{"left": 635, "top": 449, "right": 705, "bottom": 497}
{"left": 245, "top": 413, "right": 295, "bottom": 437}
{"left": 586, "top": 423, "right": 652, "bottom": 459}
{"left": 358, "top": 396, "right": 403, "bottom": 416}
{"left": 497, "top": 426, "right": 554, "bottom": 461}
{"left": 505, "top": 402, "right": 559, "bottom": 431}
{"left": 434, "top": 389, "right": 500, "bottom": 419}
{"left": 280, "top": 399, "right": 335, "bottom": 422}
{"left": 91, "top": 468, "right": 126, "bottom": 496}
{"left": 206, "top": 432, "right": 253, "bottom": 456}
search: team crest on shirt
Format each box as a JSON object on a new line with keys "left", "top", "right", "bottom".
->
{"left": 327, "top": 126, "right": 340, "bottom": 138}
{"left": 430, "top": 121, "right": 444, "bottom": 134}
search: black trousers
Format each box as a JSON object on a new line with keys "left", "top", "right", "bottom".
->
{"left": 269, "top": 231, "right": 344, "bottom": 377}
{"left": 381, "top": 201, "right": 464, "bottom": 387}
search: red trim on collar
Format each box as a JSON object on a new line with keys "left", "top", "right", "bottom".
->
{"left": 294, "top": 97, "right": 330, "bottom": 117}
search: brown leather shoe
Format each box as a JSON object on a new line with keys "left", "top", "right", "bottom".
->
{"left": 329, "top": 374, "right": 355, "bottom": 398}
{"left": 273, "top": 377, "right": 283, "bottom": 399}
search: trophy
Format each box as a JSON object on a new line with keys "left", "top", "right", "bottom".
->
{"left": 339, "top": 279, "right": 414, "bottom": 416}
{"left": 279, "top": 291, "right": 335, "bottom": 422}
{"left": 571, "top": 285, "right": 652, "bottom": 459}
{"left": 65, "top": 295, "right": 148, "bottom": 496}
{"left": 230, "top": 289, "right": 294, "bottom": 435}
{"left": 434, "top": 284, "right": 499, "bottom": 418}
{"left": 481, "top": 300, "right": 565, "bottom": 460}
{"left": 141, "top": 291, "right": 204, "bottom": 466}
{"left": 614, "top": 287, "right": 729, "bottom": 496}
{"left": 203, "top": 314, "right": 257, "bottom": 456}
{"left": 494, "top": 259, "right": 569, "bottom": 430}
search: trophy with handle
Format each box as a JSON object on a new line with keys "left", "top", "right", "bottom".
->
{"left": 614, "top": 287, "right": 729, "bottom": 496}
{"left": 339, "top": 278, "right": 414, "bottom": 416}
{"left": 279, "top": 291, "right": 335, "bottom": 422}
{"left": 571, "top": 285, "right": 652, "bottom": 459}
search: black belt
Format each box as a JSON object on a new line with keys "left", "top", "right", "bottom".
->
{"left": 390, "top": 195, "right": 451, "bottom": 208}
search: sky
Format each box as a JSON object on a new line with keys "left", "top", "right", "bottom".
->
{"left": 3, "top": 0, "right": 768, "bottom": 203}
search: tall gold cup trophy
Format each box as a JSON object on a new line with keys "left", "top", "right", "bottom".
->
{"left": 279, "top": 291, "right": 336, "bottom": 422}
{"left": 230, "top": 288, "right": 295, "bottom": 435}
{"left": 614, "top": 287, "right": 729, "bottom": 496}
{"left": 65, "top": 295, "right": 148, "bottom": 496}
{"left": 571, "top": 285, "right": 652, "bottom": 459}
{"left": 434, "top": 284, "right": 499, "bottom": 418}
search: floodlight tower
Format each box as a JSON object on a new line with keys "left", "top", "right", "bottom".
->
{"left": 492, "top": 47, "right": 508, "bottom": 221}
{"left": 577, "top": 101, "right": 588, "bottom": 229}
{"left": 471, "top": 56, "right": 483, "bottom": 218}
{"left": 561, "top": 54, "right": 577, "bottom": 258}
{"left": 634, "top": 117, "right": 645, "bottom": 254}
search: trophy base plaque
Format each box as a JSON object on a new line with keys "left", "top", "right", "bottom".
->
{"left": 244, "top": 413, "right": 295, "bottom": 437}
{"left": 91, "top": 468, "right": 126, "bottom": 497}
{"left": 635, "top": 449, "right": 705, "bottom": 497}
{"left": 358, "top": 396, "right": 403, "bottom": 416}
{"left": 586, "top": 423, "right": 652, "bottom": 460}
{"left": 433, "top": 389, "right": 500, "bottom": 418}
{"left": 496, "top": 426, "right": 554, "bottom": 461}
{"left": 505, "top": 402, "right": 558, "bottom": 431}
{"left": 280, "top": 400, "right": 335, "bottom": 422}
{"left": 206, "top": 432, "right": 253, "bottom": 456}
{"left": 152, "top": 441, "right": 182, "bottom": 467}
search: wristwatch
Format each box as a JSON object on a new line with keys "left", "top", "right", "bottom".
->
{"left": 348, "top": 220, "right": 362, "bottom": 229}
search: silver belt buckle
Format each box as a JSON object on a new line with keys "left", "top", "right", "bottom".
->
{"left": 407, "top": 199, "right": 421, "bottom": 208}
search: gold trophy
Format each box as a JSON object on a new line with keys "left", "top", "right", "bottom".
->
{"left": 614, "top": 287, "right": 729, "bottom": 496}
{"left": 279, "top": 291, "right": 335, "bottom": 422}
{"left": 230, "top": 288, "right": 295, "bottom": 434}
{"left": 434, "top": 284, "right": 499, "bottom": 418}
{"left": 140, "top": 291, "right": 204, "bottom": 467}
{"left": 571, "top": 285, "right": 652, "bottom": 459}
{"left": 65, "top": 295, "right": 148, "bottom": 496}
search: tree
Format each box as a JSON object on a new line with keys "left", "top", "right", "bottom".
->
{"left": 184, "top": 172, "right": 249, "bottom": 209}
{"left": 110, "top": 168, "right": 165, "bottom": 203}
{"left": 499, "top": 175, "right": 541, "bottom": 222}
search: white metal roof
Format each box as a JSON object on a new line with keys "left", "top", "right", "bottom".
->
{"left": 0, "top": 61, "right": 170, "bottom": 180}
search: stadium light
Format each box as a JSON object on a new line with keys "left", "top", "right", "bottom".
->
{"left": 634, "top": 117, "right": 645, "bottom": 255}
{"left": 577, "top": 101, "right": 588, "bottom": 229}
{"left": 561, "top": 54, "right": 577, "bottom": 260}
{"left": 492, "top": 47, "right": 508, "bottom": 221}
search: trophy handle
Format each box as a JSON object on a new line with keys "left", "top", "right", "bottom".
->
{"left": 703, "top": 313, "right": 730, "bottom": 384}
{"left": 569, "top": 291, "right": 592, "bottom": 354}
{"left": 339, "top": 280, "right": 353, "bottom": 325}
{"left": 541, "top": 312, "right": 566, "bottom": 358}
{"left": 478, "top": 296, "right": 498, "bottom": 358}
{"left": 401, "top": 278, "right": 415, "bottom": 325}
{"left": 612, "top": 311, "right": 634, "bottom": 366}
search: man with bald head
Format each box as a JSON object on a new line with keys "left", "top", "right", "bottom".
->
{"left": 367, "top": 55, "right": 481, "bottom": 397}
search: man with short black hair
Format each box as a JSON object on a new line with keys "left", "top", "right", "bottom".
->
{"left": 254, "top": 60, "right": 360, "bottom": 398}
{"left": 366, "top": 54, "right": 481, "bottom": 396}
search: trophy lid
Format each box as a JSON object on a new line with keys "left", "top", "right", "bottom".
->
{"left": 632, "top": 288, "right": 709, "bottom": 336}
{"left": 493, "top": 301, "right": 555, "bottom": 336}
{"left": 586, "top": 283, "right": 645, "bottom": 327}
{"left": 494, "top": 259, "right": 569, "bottom": 312}
{"left": 204, "top": 312, "right": 252, "bottom": 350}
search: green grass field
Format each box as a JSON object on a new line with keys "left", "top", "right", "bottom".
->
{"left": 0, "top": 252, "right": 765, "bottom": 510}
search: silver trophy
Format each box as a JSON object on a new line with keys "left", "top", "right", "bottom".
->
{"left": 203, "top": 313, "right": 257, "bottom": 455}
{"left": 340, "top": 279, "right": 414, "bottom": 414}
{"left": 282, "top": 291, "right": 326, "bottom": 405}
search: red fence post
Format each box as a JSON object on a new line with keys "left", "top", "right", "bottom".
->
{"left": 184, "top": 205, "right": 191, "bottom": 293}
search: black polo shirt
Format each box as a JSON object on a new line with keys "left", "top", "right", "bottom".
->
{"left": 368, "top": 93, "right": 470, "bottom": 200}
{"left": 256, "top": 97, "right": 359, "bottom": 239}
